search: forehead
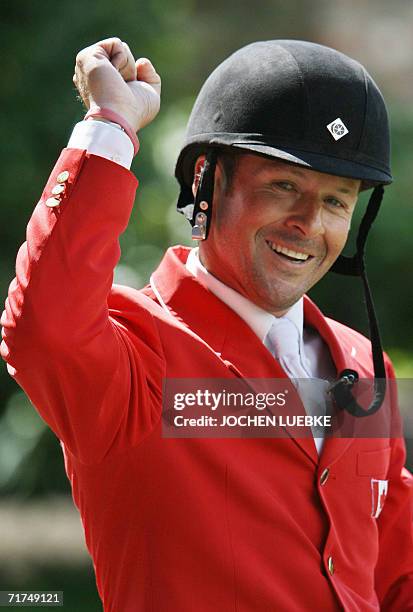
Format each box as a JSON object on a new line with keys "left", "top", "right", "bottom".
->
{"left": 236, "top": 154, "right": 361, "bottom": 194}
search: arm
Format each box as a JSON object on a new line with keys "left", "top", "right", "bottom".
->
{"left": 1, "top": 38, "right": 163, "bottom": 464}
{"left": 375, "top": 358, "right": 413, "bottom": 610}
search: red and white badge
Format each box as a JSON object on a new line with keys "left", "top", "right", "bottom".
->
{"left": 371, "top": 479, "right": 389, "bottom": 518}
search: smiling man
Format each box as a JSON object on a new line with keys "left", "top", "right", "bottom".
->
{"left": 2, "top": 38, "right": 413, "bottom": 611}
{"left": 196, "top": 154, "right": 360, "bottom": 315}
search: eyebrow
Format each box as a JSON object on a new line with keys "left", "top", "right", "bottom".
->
{"left": 254, "top": 162, "right": 358, "bottom": 194}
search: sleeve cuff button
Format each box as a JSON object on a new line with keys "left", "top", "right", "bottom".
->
{"left": 45, "top": 197, "right": 61, "bottom": 208}
{"left": 51, "top": 184, "right": 65, "bottom": 195}
{"left": 56, "top": 170, "right": 70, "bottom": 183}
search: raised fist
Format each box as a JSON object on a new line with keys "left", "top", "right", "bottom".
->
{"left": 73, "top": 37, "right": 161, "bottom": 132}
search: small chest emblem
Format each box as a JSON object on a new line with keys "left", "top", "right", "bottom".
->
{"left": 371, "top": 478, "right": 388, "bottom": 518}
{"left": 326, "top": 118, "right": 349, "bottom": 141}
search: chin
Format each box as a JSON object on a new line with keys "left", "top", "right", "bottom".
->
{"left": 251, "top": 287, "right": 294, "bottom": 314}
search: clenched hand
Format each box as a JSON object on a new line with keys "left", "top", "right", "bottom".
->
{"left": 73, "top": 37, "right": 161, "bottom": 132}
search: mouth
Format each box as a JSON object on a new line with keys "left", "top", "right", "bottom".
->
{"left": 265, "top": 240, "right": 315, "bottom": 265}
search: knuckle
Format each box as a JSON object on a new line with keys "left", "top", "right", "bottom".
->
{"left": 85, "top": 63, "right": 100, "bottom": 78}
{"left": 75, "top": 51, "right": 85, "bottom": 66}
{"left": 99, "top": 36, "right": 119, "bottom": 45}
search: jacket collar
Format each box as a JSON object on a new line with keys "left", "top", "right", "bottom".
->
{"left": 151, "top": 245, "right": 362, "bottom": 466}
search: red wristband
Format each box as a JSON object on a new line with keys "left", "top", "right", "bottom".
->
{"left": 84, "top": 106, "right": 139, "bottom": 156}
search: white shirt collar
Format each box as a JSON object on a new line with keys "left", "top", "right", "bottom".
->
{"left": 185, "top": 247, "right": 304, "bottom": 343}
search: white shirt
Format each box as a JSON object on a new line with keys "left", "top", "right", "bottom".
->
{"left": 68, "top": 120, "right": 134, "bottom": 169}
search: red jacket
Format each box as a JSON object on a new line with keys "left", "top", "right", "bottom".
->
{"left": 2, "top": 149, "right": 413, "bottom": 611}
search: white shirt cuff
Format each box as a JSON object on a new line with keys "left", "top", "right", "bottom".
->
{"left": 67, "top": 120, "right": 134, "bottom": 169}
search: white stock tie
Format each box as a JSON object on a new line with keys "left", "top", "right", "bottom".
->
{"left": 264, "top": 317, "right": 328, "bottom": 454}
{"left": 264, "top": 318, "right": 310, "bottom": 380}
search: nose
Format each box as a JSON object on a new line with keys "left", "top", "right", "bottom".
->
{"left": 283, "top": 193, "right": 325, "bottom": 238}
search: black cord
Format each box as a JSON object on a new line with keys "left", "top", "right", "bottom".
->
{"left": 330, "top": 186, "right": 387, "bottom": 417}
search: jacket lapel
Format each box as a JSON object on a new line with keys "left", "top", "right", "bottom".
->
{"left": 151, "top": 246, "right": 369, "bottom": 467}
{"left": 303, "top": 297, "right": 363, "bottom": 466}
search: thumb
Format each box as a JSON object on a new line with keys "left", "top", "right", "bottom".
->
{"left": 136, "top": 58, "right": 161, "bottom": 95}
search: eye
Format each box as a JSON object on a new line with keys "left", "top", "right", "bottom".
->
{"left": 273, "top": 181, "right": 296, "bottom": 191}
{"left": 325, "top": 196, "right": 345, "bottom": 209}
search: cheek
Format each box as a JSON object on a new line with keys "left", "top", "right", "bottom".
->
{"left": 326, "top": 219, "right": 352, "bottom": 256}
{"left": 248, "top": 192, "right": 286, "bottom": 221}
{"left": 215, "top": 195, "right": 260, "bottom": 242}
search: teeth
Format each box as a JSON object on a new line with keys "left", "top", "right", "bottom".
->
{"left": 268, "top": 241, "right": 310, "bottom": 261}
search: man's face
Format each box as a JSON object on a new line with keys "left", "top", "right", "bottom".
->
{"left": 197, "top": 154, "right": 360, "bottom": 316}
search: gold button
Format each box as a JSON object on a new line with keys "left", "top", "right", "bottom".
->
{"left": 328, "top": 556, "right": 334, "bottom": 575}
{"left": 45, "top": 197, "right": 61, "bottom": 208}
{"left": 56, "top": 170, "right": 70, "bottom": 183}
{"left": 51, "top": 184, "right": 65, "bottom": 195}
{"left": 320, "top": 468, "right": 330, "bottom": 486}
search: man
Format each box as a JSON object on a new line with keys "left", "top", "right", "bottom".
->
{"left": 1, "top": 37, "right": 413, "bottom": 611}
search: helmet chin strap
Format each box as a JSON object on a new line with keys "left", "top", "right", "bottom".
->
{"left": 191, "top": 162, "right": 387, "bottom": 418}
{"left": 190, "top": 150, "right": 218, "bottom": 240}
{"left": 330, "top": 185, "right": 386, "bottom": 416}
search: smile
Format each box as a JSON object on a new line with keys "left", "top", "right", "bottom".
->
{"left": 265, "top": 240, "right": 313, "bottom": 264}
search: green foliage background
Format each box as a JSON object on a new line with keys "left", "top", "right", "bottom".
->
{"left": 1, "top": 1, "right": 412, "bottom": 609}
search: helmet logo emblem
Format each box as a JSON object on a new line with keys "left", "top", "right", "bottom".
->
{"left": 326, "top": 118, "right": 349, "bottom": 141}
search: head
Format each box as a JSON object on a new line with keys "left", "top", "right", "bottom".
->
{"left": 175, "top": 39, "right": 391, "bottom": 308}
{"left": 193, "top": 151, "right": 360, "bottom": 315}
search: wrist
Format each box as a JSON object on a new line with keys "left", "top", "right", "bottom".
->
{"left": 84, "top": 106, "right": 139, "bottom": 156}
{"left": 91, "top": 117, "right": 124, "bottom": 131}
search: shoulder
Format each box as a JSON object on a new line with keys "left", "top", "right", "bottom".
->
{"left": 108, "top": 282, "right": 159, "bottom": 315}
{"left": 107, "top": 282, "right": 189, "bottom": 337}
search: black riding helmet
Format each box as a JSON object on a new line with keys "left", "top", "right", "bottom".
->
{"left": 175, "top": 40, "right": 392, "bottom": 417}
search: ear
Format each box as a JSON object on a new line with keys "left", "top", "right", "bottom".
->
{"left": 192, "top": 155, "right": 207, "bottom": 197}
